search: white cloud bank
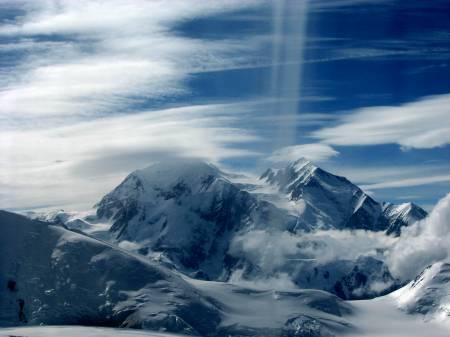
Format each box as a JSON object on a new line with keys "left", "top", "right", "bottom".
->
{"left": 229, "top": 193, "right": 450, "bottom": 286}
{"left": 0, "top": 0, "right": 267, "bottom": 209}
{"left": 0, "top": 103, "right": 260, "bottom": 210}
{"left": 313, "top": 94, "right": 450, "bottom": 149}
{"left": 229, "top": 228, "right": 394, "bottom": 272}
{"left": 388, "top": 192, "right": 450, "bottom": 280}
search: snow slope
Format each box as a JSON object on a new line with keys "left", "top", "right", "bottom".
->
{"left": 2, "top": 264, "right": 450, "bottom": 337}
{"left": 345, "top": 295, "right": 450, "bottom": 337}
{"left": 26, "top": 209, "right": 113, "bottom": 240}
{"left": 0, "top": 326, "right": 185, "bottom": 337}
{"left": 382, "top": 202, "right": 428, "bottom": 236}
{"left": 1, "top": 208, "right": 449, "bottom": 336}
{"left": 341, "top": 260, "right": 450, "bottom": 337}
{"left": 186, "top": 277, "right": 353, "bottom": 336}
{"left": 0, "top": 210, "right": 221, "bottom": 335}
{"left": 393, "top": 260, "right": 450, "bottom": 319}
{"left": 0, "top": 210, "right": 356, "bottom": 336}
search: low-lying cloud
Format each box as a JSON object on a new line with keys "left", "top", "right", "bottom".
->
{"left": 229, "top": 193, "right": 450, "bottom": 287}
{"left": 387, "top": 193, "right": 450, "bottom": 280}
{"left": 229, "top": 228, "right": 393, "bottom": 272}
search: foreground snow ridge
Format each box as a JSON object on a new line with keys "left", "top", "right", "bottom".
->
{"left": 0, "top": 211, "right": 352, "bottom": 336}
{"left": 0, "top": 326, "right": 184, "bottom": 337}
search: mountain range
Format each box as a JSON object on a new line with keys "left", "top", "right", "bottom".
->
{"left": 89, "top": 158, "right": 426, "bottom": 299}
{"left": 2, "top": 158, "right": 448, "bottom": 337}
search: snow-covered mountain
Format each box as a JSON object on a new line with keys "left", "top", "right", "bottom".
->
{"left": 2, "top": 158, "right": 448, "bottom": 336}
{"left": 260, "top": 158, "right": 426, "bottom": 234}
{"left": 381, "top": 202, "right": 428, "bottom": 236}
{"left": 1, "top": 212, "right": 449, "bottom": 337}
{"left": 96, "top": 159, "right": 296, "bottom": 280}
{"left": 393, "top": 261, "right": 450, "bottom": 319}
{"left": 0, "top": 210, "right": 355, "bottom": 337}
{"left": 87, "top": 158, "right": 426, "bottom": 299}
{"left": 28, "top": 209, "right": 92, "bottom": 231}
{"left": 343, "top": 262, "right": 450, "bottom": 337}
{"left": 287, "top": 256, "right": 398, "bottom": 300}
{"left": 0, "top": 210, "right": 217, "bottom": 334}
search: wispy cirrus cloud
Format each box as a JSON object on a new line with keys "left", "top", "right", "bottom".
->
{"left": 313, "top": 94, "right": 450, "bottom": 149}
{"left": 0, "top": 0, "right": 263, "bottom": 122}
{"left": 360, "top": 175, "right": 450, "bottom": 191}
{"left": 1, "top": 0, "right": 448, "bottom": 211}
{"left": 0, "top": 0, "right": 268, "bottom": 209}
{"left": 323, "top": 160, "right": 450, "bottom": 200}
{"left": 328, "top": 163, "right": 450, "bottom": 185}
{"left": 0, "top": 103, "right": 261, "bottom": 210}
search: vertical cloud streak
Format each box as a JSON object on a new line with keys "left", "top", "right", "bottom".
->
{"left": 269, "top": 1, "right": 309, "bottom": 151}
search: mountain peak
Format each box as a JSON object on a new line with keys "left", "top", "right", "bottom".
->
{"left": 383, "top": 202, "right": 428, "bottom": 236}
{"left": 260, "top": 158, "right": 349, "bottom": 196}
{"left": 95, "top": 158, "right": 225, "bottom": 221}
{"left": 290, "top": 157, "right": 314, "bottom": 169}
{"left": 133, "top": 158, "right": 221, "bottom": 183}
{"left": 260, "top": 158, "right": 319, "bottom": 190}
{"left": 259, "top": 159, "right": 426, "bottom": 232}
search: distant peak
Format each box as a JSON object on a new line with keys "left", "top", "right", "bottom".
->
{"left": 281, "top": 157, "right": 314, "bottom": 172}
{"left": 260, "top": 158, "right": 321, "bottom": 190}
{"left": 290, "top": 157, "right": 312, "bottom": 168}
{"left": 386, "top": 201, "right": 424, "bottom": 214}
{"left": 260, "top": 167, "right": 275, "bottom": 180}
{"left": 400, "top": 202, "right": 413, "bottom": 210}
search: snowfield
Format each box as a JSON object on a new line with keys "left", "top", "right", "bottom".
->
{"left": 346, "top": 294, "right": 450, "bottom": 337}
{"left": 1, "top": 294, "right": 450, "bottom": 337}
{"left": 0, "top": 326, "right": 184, "bottom": 337}
{"left": 344, "top": 259, "right": 450, "bottom": 337}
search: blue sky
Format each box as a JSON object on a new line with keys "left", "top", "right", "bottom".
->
{"left": 0, "top": 0, "right": 449, "bottom": 211}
